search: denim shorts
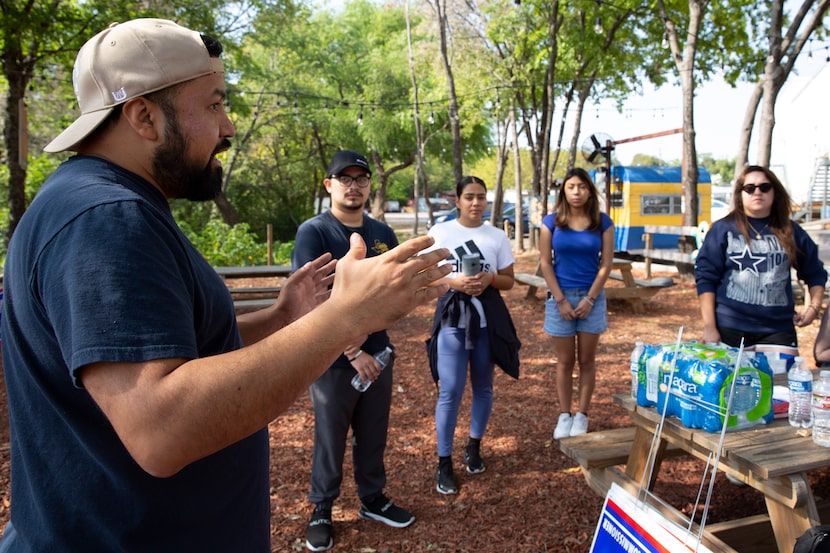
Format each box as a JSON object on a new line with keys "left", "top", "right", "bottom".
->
{"left": 543, "top": 288, "right": 608, "bottom": 337}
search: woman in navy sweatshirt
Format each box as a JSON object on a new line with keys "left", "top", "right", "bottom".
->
{"left": 695, "top": 165, "right": 826, "bottom": 348}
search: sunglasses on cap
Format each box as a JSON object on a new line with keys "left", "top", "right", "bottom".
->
{"left": 741, "top": 182, "right": 773, "bottom": 194}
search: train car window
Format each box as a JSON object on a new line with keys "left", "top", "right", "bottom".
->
{"left": 641, "top": 194, "right": 681, "bottom": 215}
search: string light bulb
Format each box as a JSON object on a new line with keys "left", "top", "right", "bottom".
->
{"left": 662, "top": 32, "right": 669, "bottom": 49}
{"left": 357, "top": 111, "right": 363, "bottom": 125}
{"left": 594, "top": 16, "right": 602, "bottom": 34}
{"left": 428, "top": 111, "right": 435, "bottom": 125}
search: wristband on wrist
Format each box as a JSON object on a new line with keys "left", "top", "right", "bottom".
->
{"left": 349, "top": 350, "right": 363, "bottom": 362}
{"left": 809, "top": 303, "right": 822, "bottom": 315}
{"left": 555, "top": 297, "right": 566, "bottom": 306}
{"left": 584, "top": 295, "right": 596, "bottom": 306}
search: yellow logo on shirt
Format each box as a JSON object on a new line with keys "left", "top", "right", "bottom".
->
{"left": 371, "top": 240, "right": 390, "bottom": 255}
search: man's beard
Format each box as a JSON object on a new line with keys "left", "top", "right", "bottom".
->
{"left": 151, "top": 117, "right": 228, "bottom": 201}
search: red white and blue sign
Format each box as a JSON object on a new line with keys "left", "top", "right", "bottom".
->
{"left": 591, "top": 483, "right": 714, "bottom": 553}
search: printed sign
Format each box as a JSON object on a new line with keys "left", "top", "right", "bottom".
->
{"left": 591, "top": 483, "right": 714, "bottom": 553}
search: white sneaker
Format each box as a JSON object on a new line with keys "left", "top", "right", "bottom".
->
{"left": 553, "top": 412, "right": 572, "bottom": 440}
{"left": 569, "top": 412, "right": 589, "bottom": 436}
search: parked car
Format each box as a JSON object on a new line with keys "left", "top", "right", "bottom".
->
{"left": 384, "top": 200, "right": 401, "bottom": 213}
{"left": 710, "top": 199, "right": 730, "bottom": 222}
{"left": 501, "top": 203, "right": 530, "bottom": 238}
{"left": 431, "top": 202, "right": 529, "bottom": 238}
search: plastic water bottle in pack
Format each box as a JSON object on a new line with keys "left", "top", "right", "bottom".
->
{"left": 812, "top": 370, "right": 830, "bottom": 447}
{"left": 731, "top": 371, "right": 756, "bottom": 413}
{"left": 630, "top": 341, "right": 644, "bottom": 399}
{"left": 788, "top": 356, "right": 814, "bottom": 429}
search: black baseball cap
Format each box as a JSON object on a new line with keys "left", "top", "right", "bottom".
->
{"left": 327, "top": 150, "right": 371, "bottom": 177}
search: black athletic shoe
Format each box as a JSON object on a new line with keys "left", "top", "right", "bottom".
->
{"left": 436, "top": 460, "right": 459, "bottom": 494}
{"left": 305, "top": 504, "right": 333, "bottom": 552}
{"left": 358, "top": 493, "right": 415, "bottom": 528}
{"left": 463, "top": 442, "right": 486, "bottom": 474}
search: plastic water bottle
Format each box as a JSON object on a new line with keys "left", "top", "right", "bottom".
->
{"left": 351, "top": 346, "right": 393, "bottom": 392}
{"left": 645, "top": 354, "right": 660, "bottom": 404}
{"left": 630, "top": 341, "right": 644, "bottom": 399}
{"left": 731, "top": 370, "right": 757, "bottom": 414}
{"left": 812, "top": 370, "right": 830, "bottom": 447}
{"left": 788, "top": 356, "right": 814, "bottom": 429}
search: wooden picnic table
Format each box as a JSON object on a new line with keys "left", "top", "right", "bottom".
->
{"left": 513, "top": 258, "right": 672, "bottom": 314}
{"left": 560, "top": 383, "right": 830, "bottom": 553}
{"left": 213, "top": 265, "right": 292, "bottom": 312}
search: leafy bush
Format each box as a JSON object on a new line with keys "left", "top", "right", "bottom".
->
{"left": 178, "top": 219, "right": 292, "bottom": 266}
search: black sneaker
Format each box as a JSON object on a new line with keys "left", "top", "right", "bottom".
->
{"left": 463, "top": 442, "right": 486, "bottom": 474}
{"left": 305, "top": 505, "right": 333, "bottom": 552}
{"left": 435, "top": 460, "right": 458, "bottom": 495}
{"left": 358, "top": 493, "right": 415, "bottom": 528}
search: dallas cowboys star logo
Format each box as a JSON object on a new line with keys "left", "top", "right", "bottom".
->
{"left": 728, "top": 246, "right": 765, "bottom": 275}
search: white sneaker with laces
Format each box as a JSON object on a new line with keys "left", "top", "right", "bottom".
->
{"left": 569, "top": 412, "right": 589, "bottom": 437}
{"left": 553, "top": 412, "right": 572, "bottom": 440}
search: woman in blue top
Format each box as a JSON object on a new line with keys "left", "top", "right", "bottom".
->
{"left": 695, "top": 165, "right": 826, "bottom": 348}
{"left": 540, "top": 168, "right": 614, "bottom": 440}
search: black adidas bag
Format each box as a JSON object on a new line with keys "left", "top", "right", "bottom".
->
{"left": 795, "top": 525, "right": 830, "bottom": 553}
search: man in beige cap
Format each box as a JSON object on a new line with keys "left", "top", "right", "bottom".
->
{"left": 0, "top": 18, "right": 449, "bottom": 552}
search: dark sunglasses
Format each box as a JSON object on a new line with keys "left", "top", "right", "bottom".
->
{"left": 741, "top": 182, "right": 773, "bottom": 194}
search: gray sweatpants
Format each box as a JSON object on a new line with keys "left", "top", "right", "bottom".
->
{"left": 307, "top": 355, "right": 394, "bottom": 505}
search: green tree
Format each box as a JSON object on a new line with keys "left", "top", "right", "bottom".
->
{"left": 735, "top": 0, "right": 830, "bottom": 171}
{"left": 1, "top": 0, "right": 238, "bottom": 242}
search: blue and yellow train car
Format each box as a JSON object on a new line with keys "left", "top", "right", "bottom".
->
{"left": 592, "top": 166, "right": 712, "bottom": 252}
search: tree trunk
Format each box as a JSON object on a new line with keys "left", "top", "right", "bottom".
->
{"left": 735, "top": 82, "right": 763, "bottom": 175}
{"left": 430, "top": 0, "right": 463, "bottom": 184}
{"left": 736, "top": 0, "right": 830, "bottom": 173}
{"left": 660, "top": 0, "right": 705, "bottom": 229}
{"left": 536, "top": 0, "right": 561, "bottom": 199}
{"left": 406, "top": 0, "right": 428, "bottom": 233}
{"left": 2, "top": 43, "right": 34, "bottom": 243}
{"left": 510, "top": 100, "right": 525, "bottom": 252}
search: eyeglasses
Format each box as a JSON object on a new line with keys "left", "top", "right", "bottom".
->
{"left": 741, "top": 182, "right": 773, "bottom": 194}
{"left": 332, "top": 174, "right": 371, "bottom": 188}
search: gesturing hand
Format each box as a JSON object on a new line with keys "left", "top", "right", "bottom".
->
{"left": 329, "top": 234, "right": 451, "bottom": 336}
{"left": 274, "top": 253, "right": 336, "bottom": 325}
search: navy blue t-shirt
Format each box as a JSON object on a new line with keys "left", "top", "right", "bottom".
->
{"left": 0, "top": 156, "right": 270, "bottom": 552}
{"left": 292, "top": 210, "right": 398, "bottom": 363}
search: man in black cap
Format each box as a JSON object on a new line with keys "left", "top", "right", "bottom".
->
{"left": 292, "top": 150, "right": 415, "bottom": 551}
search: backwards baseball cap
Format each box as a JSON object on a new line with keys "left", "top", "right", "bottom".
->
{"left": 327, "top": 150, "right": 371, "bottom": 177}
{"left": 44, "top": 18, "right": 224, "bottom": 153}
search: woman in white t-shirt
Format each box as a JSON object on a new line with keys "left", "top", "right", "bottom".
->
{"left": 425, "top": 176, "right": 520, "bottom": 496}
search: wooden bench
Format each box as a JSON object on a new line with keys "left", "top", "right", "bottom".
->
{"left": 514, "top": 259, "right": 672, "bottom": 313}
{"left": 607, "top": 272, "right": 674, "bottom": 289}
{"left": 228, "top": 286, "right": 281, "bottom": 313}
{"left": 233, "top": 298, "right": 277, "bottom": 312}
{"left": 513, "top": 272, "right": 546, "bottom": 299}
{"left": 558, "top": 426, "right": 685, "bottom": 497}
{"left": 630, "top": 225, "right": 699, "bottom": 278}
{"left": 213, "top": 267, "right": 290, "bottom": 314}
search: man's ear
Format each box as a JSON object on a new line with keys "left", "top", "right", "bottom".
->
{"left": 120, "top": 97, "right": 162, "bottom": 142}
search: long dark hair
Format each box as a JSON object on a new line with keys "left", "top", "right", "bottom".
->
{"left": 732, "top": 165, "right": 798, "bottom": 268}
{"left": 554, "top": 168, "right": 602, "bottom": 231}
